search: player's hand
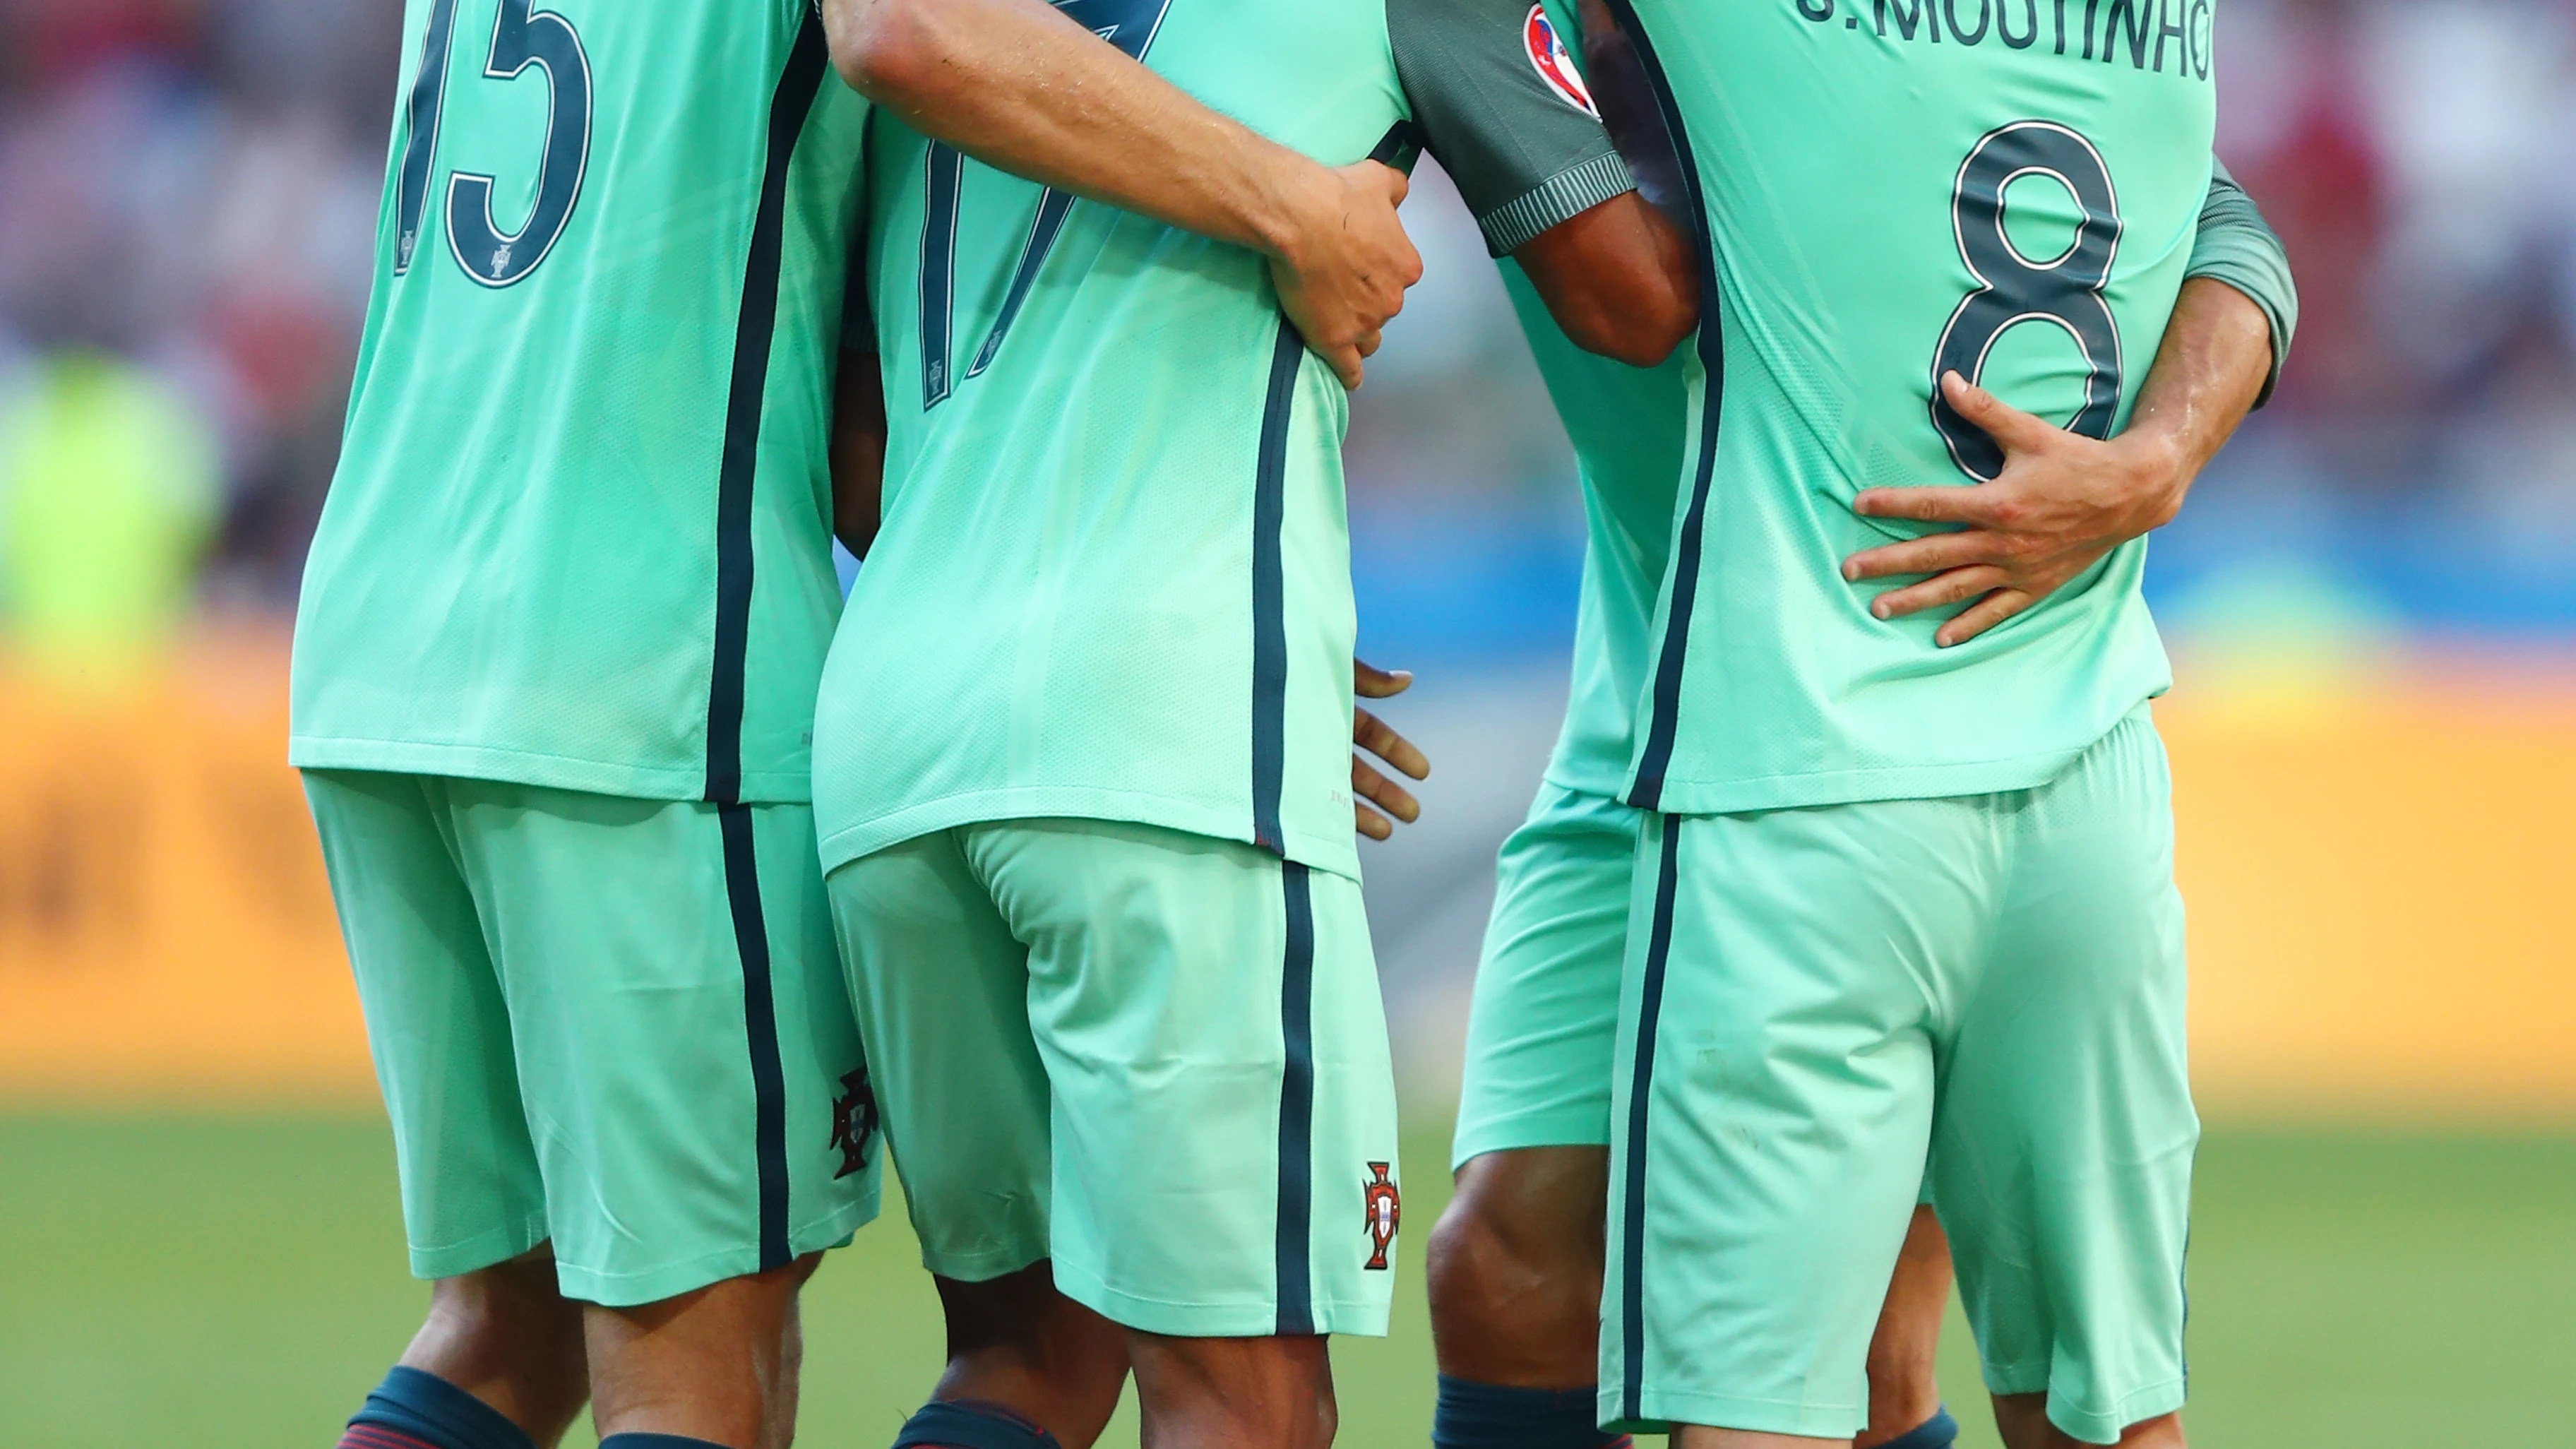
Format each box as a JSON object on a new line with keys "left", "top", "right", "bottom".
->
{"left": 1353, "top": 659, "right": 1429, "bottom": 841}
{"left": 1842, "top": 371, "right": 2192, "bottom": 648}
{"left": 1268, "top": 162, "right": 1422, "bottom": 392}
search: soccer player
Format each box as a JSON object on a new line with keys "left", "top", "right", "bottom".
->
{"left": 1548, "top": 3, "right": 2298, "bottom": 1447}
{"left": 806, "top": 3, "right": 1691, "bottom": 1445}
{"left": 1422, "top": 8, "right": 2298, "bottom": 1449}
{"left": 290, "top": 2, "right": 1432, "bottom": 1448}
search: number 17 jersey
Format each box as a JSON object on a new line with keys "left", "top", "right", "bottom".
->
{"left": 1615, "top": 0, "right": 2219, "bottom": 815}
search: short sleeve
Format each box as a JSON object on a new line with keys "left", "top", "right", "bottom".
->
{"left": 2185, "top": 157, "right": 2298, "bottom": 409}
{"left": 1388, "top": 0, "right": 1637, "bottom": 256}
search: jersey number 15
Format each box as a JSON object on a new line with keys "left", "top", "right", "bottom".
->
{"left": 392, "top": 0, "right": 594, "bottom": 289}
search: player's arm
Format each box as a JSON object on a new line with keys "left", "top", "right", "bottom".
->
{"left": 830, "top": 350, "right": 888, "bottom": 559}
{"left": 830, "top": 223, "right": 889, "bottom": 560}
{"left": 1843, "top": 161, "right": 2299, "bottom": 646}
{"left": 1513, "top": 0, "right": 1696, "bottom": 366}
{"left": 1391, "top": 0, "right": 1695, "bottom": 369}
{"left": 824, "top": 0, "right": 1421, "bottom": 390}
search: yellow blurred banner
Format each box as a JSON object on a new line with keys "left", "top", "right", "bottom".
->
{"left": 4, "top": 633, "right": 2573, "bottom": 1119}
{"left": 0, "top": 633, "right": 364, "bottom": 1102}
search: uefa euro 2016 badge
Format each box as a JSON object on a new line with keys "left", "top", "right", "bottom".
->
{"left": 1522, "top": 5, "right": 1599, "bottom": 118}
{"left": 1363, "top": 1162, "right": 1402, "bottom": 1270}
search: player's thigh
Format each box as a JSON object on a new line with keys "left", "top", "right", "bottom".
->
{"left": 1933, "top": 715, "right": 2194, "bottom": 1444}
{"left": 302, "top": 769, "right": 549, "bottom": 1280}
{"left": 1604, "top": 804, "right": 1988, "bottom": 1441}
{"left": 1453, "top": 782, "right": 1640, "bottom": 1171}
{"left": 973, "top": 818, "right": 1401, "bottom": 1340}
{"left": 825, "top": 829, "right": 1052, "bottom": 1283}
{"left": 448, "top": 785, "right": 877, "bottom": 1307}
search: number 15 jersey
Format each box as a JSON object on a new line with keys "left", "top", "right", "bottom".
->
{"left": 1614, "top": 0, "right": 2221, "bottom": 816}
{"left": 292, "top": 0, "right": 866, "bottom": 805}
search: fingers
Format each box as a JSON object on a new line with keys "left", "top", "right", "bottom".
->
{"left": 1353, "top": 757, "right": 1421, "bottom": 828}
{"left": 1356, "top": 329, "right": 1383, "bottom": 360}
{"left": 1940, "top": 371, "right": 2056, "bottom": 453}
{"left": 1320, "top": 343, "right": 1364, "bottom": 391}
{"left": 1936, "top": 588, "right": 2034, "bottom": 648}
{"left": 1353, "top": 706, "right": 1430, "bottom": 782}
{"left": 1842, "top": 530, "right": 2004, "bottom": 583}
{"left": 1354, "top": 660, "right": 1414, "bottom": 700}
{"left": 1866, "top": 565, "right": 2010, "bottom": 621}
{"left": 1356, "top": 804, "right": 1393, "bottom": 842}
{"left": 1851, "top": 484, "right": 2002, "bottom": 527}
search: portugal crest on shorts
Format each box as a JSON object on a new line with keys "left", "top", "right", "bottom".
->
{"left": 1522, "top": 6, "right": 1599, "bottom": 119}
{"left": 828, "top": 1066, "right": 879, "bottom": 1180}
{"left": 1362, "top": 1162, "right": 1401, "bottom": 1271}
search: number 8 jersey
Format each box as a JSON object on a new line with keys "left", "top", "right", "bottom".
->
{"left": 292, "top": 0, "right": 866, "bottom": 806}
{"left": 1614, "top": 0, "right": 2222, "bottom": 816}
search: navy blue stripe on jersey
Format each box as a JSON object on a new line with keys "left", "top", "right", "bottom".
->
{"left": 1274, "top": 860, "right": 1318, "bottom": 1335}
{"left": 718, "top": 804, "right": 792, "bottom": 1271}
{"left": 1250, "top": 318, "right": 1302, "bottom": 854}
{"left": 917, "top": 143, "right": 964, "bottom": 406}
{"left": 1618, "top": 816, "right": 1683, "bottom": 1424}
{"left": 1599, "top": 0, "right": 1722, "bottom": 813}
{"left": 704, "top": 11, "right": 832, "bottom": 805}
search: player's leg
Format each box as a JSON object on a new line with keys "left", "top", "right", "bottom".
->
{"left": 828, "top": 829, "right": 1131, "bottom": 1449}
{"left": 452, "top": 785, "right": 881, "bottom": 1447}
{"left": 1931, "top": 715, "right": 2195, "bottom": 1449}
{"left": 1862, "top": 1206, "right": 1959, "bottom": 1449}
{"left": 1424, "top": 785, "right": 1633, "bottom": 1444}
{"left": 1602, "top": 807, "right": 1991, "bottom": 1444}
{"left": 974, "top": 819, "right": 1401, "bottom": 1448}
{"left": 302, "top": 770, "right": 587, "bottom": 1449}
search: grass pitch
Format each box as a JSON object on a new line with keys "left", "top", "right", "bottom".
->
{"left": 2, "top": 1115, "right": 2570, "bottom": 1447}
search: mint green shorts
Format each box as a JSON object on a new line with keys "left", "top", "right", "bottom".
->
{"left": 1451, "top": 782, "right": 1640, "bottom": 1169}
{"left": 1602, "top": 715, "right": 2195, "bottom": 1445}
{"left": 826, "top": 818, "right": 1401, "bottom": 1339}
{"left": 302, "top": 771, "right": 880, "bottom": 1307}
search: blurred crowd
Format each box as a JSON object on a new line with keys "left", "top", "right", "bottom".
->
{"left": 3, "top": 0, "right": 2574, "bottom": 639}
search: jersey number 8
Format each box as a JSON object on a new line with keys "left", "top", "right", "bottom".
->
{"left": 392, "top": 0, "right": 594, "bottom": 289}
{"left": 1931, "top": 121, "right": 2124, "bottom": 482}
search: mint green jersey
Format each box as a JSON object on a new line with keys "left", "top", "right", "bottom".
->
{"left": 292, "top": 0, "right": 867, "bottom": 804}
{"left": 1512, "top": 169, "right": 2292, "bottom": 803}
{"left": 811, "top": 0, "right": 1634, "bottom": 881}
{"left": 1606, "top": 0, "right": 2228, "bottom": 813}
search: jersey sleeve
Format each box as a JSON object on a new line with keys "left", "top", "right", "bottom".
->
{"left": 2184, "top": 157, "right": 2298, "bottom": 408}
{"left": 1388, "top": 0, "right": 1636, "bottom": 256}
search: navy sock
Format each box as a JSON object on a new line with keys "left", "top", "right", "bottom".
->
{"left": 1431, "top": 1376, "right": 1630, "bottom": 1449}
{"left": 1873, "top": 1407, "right": 1960, "bottom": 1449}
{"left": 597, "top": 1437, "right": 732, "bottom": 1449}
{"left": 890, "top": 1400, "right": 1064, "bottom": 1449}
{"left": 340, "top": 1366, "right": 537, "bottom": 1449}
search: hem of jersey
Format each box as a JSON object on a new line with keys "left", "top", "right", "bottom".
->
{"left": 1537, "top": 763, "right": 1640, "bottom": 809}
{"left": 289, "top": 734, "right": 813, "bottom": 804}
{"left": 1051, "top": 1255, "right": 1393, "bottom": 1339}
{"left": 1480, "top": 149, "right": 1638, "bottom": 256}
{"left": 1598, "top": 1386, "right": 1858, "bottom": 1441}
{"left": 405, "top": 1215, "right": 552, "bottom": 1283}
{"left": 1635, "top": 746, "right": 2091, "bottom": 817}
{"left": 547, "top": 1196, "right": 878, "bottom": 1308}
{"left": 816, "top": 787, "right": 1361, "bottom": 883}
{"left": 1450, "top": 1107, "right": 1614, "bottom": 1171}
{"left": 1974, "top": 1368, "right": 2185, "bottom": 1448}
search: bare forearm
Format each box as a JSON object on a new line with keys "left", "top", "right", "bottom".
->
{"left": 825, "top": 0, "right": 1311, "bottom": 258}
{"left": 2118, "top": 275, "right": 2274, "bottom": 523}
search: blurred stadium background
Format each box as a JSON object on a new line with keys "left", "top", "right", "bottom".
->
{"left": 1, "top": 0, "right": 2572, "bottom": 1445}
